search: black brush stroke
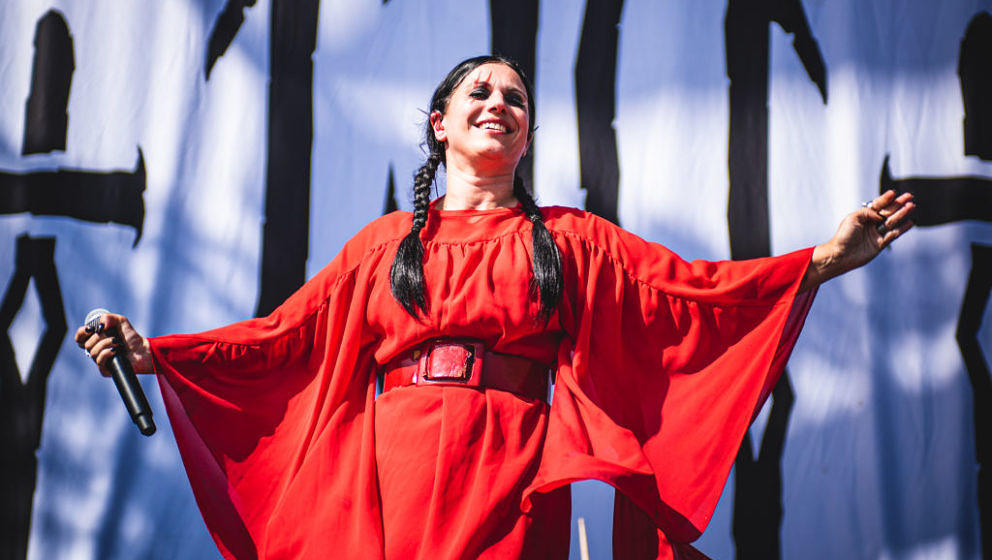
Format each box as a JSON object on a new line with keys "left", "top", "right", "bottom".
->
{"left": 879, "top": 155, "right": 992, "bottom": 225}
{"left": 384, "top": 164, "right": 398, "bottom": 214}
{"left": 22, "top": 10, "right": 74, "bottom": 155}
{"left": 0, "top": 149, "right": 146, "bottom": 245}
{"left": 725, "top": 1, "right": 826, "bottom": 557}
{"left": 956, "top": 243, "right": 992, "bottom": 557}
{"left": 0, "top": 236, "right": 67, "bottom": 560}
{"left": 254, "top": 0, "right": 320, "bottom": 317}
{"left": 959, "top": 12, "right": 992, "bottom": 161}
{"left": 205, "top": 0, "right": 257, "bottom": 80}
{"left": 490, "top": 0, "right": 539, "bottom": 192}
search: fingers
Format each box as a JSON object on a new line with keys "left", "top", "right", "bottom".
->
{"left": 75, "top": 311, "right": 123, "bottom": 376}
{"left": 867, "top": 189, "right": 897, "bottom": 213}
{"left": 868, "top": 190, "right": 914, "bottom": 218}
{"left": 90, "top": 336, "right": 120, "bottom": 366}
{"left": 100, "top": 312, "right": 128, "bottom": 333}
{"left": 879, "top": 199, "right": 915, "bottom": 230}
{"left": 894, "top": 191, "right": 914, "bottom": 204}
{"left": 76, "top": 331, "right": 118, "bottom": 377}
{"left": 74, "top": 324, "right": 91, "bottom": 345}
{"left": 82, "top": 329, "right": 119, "bottom": 359}
{"left": 75, "top": 313, "right": 131, "bottom": 347}
{"left": 881, "top": 219, "right": 915, "bottom": 248}
{"left": 880, "top": 192, "right": 914, "bottom": 216}
{"left": 866, "top": 190, "right": 915, "bottom": 242}
{"left": 75, "top": 311, "right": 106, "bottom": 345}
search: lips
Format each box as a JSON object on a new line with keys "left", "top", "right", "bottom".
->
{"left": 475, "top": 119, "right": 512, "bottom": 133}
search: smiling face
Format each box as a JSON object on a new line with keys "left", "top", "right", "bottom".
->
{"left": 430, "top": 62, "right": 532, "bottom": 174}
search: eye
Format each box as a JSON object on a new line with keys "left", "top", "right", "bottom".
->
{"left": 506, "top": 93, "right": 525, "bottom": 107}
{"left": 470, "top": 86, "right": 489, "bottom": 99}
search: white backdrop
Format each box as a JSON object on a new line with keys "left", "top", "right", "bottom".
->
{"left": 0, "top": 1, "right": 988, "bottom": 558}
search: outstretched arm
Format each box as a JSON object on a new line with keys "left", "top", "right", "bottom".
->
{"left": 800, "top": 189, "right": 915, "bottom": 292}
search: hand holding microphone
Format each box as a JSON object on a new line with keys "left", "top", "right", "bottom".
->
{"left": 75, "top": 309, "right": 156, "bottom": 436}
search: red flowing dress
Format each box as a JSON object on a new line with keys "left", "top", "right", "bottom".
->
{"left": 149, "top": 205, "right": 815, "bottom": 559}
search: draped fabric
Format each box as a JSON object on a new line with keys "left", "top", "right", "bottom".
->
{"left": 150, "top": 206, "right": 813, "bottom": 559}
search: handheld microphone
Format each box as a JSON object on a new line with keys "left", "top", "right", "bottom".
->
{"left": 85, "top": 309, "right": 156, "bottom": 436}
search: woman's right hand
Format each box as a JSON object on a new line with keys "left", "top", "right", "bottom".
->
{"left": 74, "top": 312, "right": 154, "bottom": 375}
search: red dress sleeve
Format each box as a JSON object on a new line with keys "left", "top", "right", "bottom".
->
{"left": 149, "top": 215, "right": 406, "bottom": 560}
{"left": 525, "top": 208, "right": 816, "bottom": 556}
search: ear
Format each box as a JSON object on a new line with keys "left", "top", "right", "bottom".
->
{"left": 430, "top": 111, "right": 446, "bottom": 143}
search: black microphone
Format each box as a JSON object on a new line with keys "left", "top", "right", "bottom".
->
{"left": 85, "top": 309, "right": 156, "bottom": 436}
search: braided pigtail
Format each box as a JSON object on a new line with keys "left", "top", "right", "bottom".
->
{"left": 390, "top": 152, "right": 442, "bottom": 317}
{"left": 513, "top": 176, "right": 562, "bottom": 322}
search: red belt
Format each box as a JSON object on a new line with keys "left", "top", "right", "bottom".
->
{"left": 381, "top": 339, "right": 550, "bottom": 403}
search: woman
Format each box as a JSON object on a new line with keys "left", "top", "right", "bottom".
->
{"left": 77, "top": 56, "right": 914, "bottom": 559}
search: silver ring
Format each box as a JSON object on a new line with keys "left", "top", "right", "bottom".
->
{"left": 862, "top": 201, "right": 877, "bottom": 212}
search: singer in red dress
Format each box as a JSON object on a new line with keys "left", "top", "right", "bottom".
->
{"left": 77, "top": 56, "right": 914, "bottom": 560}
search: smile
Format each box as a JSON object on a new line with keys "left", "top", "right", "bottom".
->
{"left": 476, "top": 120, "right": 511, "bottom": 133}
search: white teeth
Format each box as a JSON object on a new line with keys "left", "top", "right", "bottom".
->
{"left": 480, "top": 122, "right": 508, "bottom": 132}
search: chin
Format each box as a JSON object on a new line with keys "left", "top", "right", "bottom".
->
{"left": 479, "top": 141, "right": 525, "bottom": 159}
{"left": 477, "top": 150, "right": 522, "bottom": 167}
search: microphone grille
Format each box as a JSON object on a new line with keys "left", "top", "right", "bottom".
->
{"left": 84, "top": 308, "right": 111, "bottom": 329}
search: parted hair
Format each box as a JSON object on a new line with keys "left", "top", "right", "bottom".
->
{"left": 390, "top": 55, "right": 562, "bottom": 322}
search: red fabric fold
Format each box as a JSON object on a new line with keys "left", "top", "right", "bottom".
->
{"left": 150, "top": 206, "right": 815, "bottom": 559}
{"left": 524, "top": 211, "right": 815, "bottom": 547}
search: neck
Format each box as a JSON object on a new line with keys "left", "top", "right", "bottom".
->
{"left": 440, "top": 165, "right": 518, "bottom": 210}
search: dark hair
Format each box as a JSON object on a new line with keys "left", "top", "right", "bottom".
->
{"left": 390, "top": 55, "right": 562, "bottom": 322}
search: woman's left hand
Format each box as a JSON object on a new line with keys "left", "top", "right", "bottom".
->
{"left": 801, "top": 190, "right": 915, "bottom": 290}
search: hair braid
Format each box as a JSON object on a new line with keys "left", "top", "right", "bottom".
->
{"left": 390, "top": 152, "right": 442, "bottom": 317}
{"left": 513, "top": 176, "right": 563, "bottom": 322}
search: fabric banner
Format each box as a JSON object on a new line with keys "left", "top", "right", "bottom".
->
{"left": 0, "top": 0, "right": 987, "bottom": 558}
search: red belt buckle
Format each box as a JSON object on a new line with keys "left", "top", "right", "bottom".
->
{"left": 418, "top": 340, "right": 484, "bottom": 387}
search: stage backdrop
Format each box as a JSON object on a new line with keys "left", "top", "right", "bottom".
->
{"left": 1, "top": 1, "right": 989, "bottom": 558}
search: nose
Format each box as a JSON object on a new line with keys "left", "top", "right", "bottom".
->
{"left": 487, "top": 92, "right": 507, "bottom": 114}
